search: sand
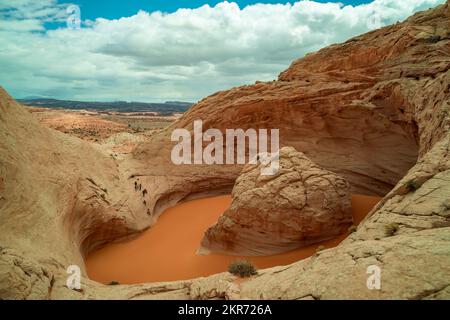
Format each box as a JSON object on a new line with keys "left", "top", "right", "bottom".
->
{"left": 86, "top": 194, "right": 381, "bottom": 284}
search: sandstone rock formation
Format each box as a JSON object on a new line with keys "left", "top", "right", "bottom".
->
{"left": 0, "top": 87, "right": 149, "bottom": 276}
{"left": 201, "top": 147, "right": 353, "bottom": 255}
{"left": 1, "top": 1, "right": 450, "bottom": 299}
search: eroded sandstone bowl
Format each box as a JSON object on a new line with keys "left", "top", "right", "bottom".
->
{"left": 0, "top": 1, "right": 449, "bottom": 300}
{"left": 200, "top": 147, "right": 353, "bottom": 255}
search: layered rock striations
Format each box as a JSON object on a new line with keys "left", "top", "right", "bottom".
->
{"left": 201, "top": 147, "right": 353, "bottom": 255}
{"left": 0, "top": 1, "right": 449, "bottom": 299}
{"left": 0, "top": 87, "right": 150, "bottom": 279}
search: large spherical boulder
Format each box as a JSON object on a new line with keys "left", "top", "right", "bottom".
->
{"left": 200, "top": 147, "right": 353, "bottom": 255}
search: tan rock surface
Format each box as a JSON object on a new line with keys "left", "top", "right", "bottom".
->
{"left": 201, "top": 147, "right": 353, "bottom": 255}
{"left": 1, "top": 1, "right": 450, "bottom": 299}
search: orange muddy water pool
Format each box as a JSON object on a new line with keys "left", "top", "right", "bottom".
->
{"left": 86, "top": 194, "right": 381, "bottom": 284}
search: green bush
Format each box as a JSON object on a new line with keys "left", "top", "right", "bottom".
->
{"left": 405, "top": 179, "right": 422, "bottom": 192}
{"left": 108, "top": 281, "right": 120, "bottom": 286}
{"left": 385, "top": 223, "right": 400, "bottom": 237}
{"left": 228, "top": 260, "right": 257, "bottom": 278}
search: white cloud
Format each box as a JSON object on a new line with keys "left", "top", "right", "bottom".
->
{"left": 0, "top": 0, "right": 445, "bottom": 102}
{"left": 0, "top": 0, "right": 70, "bottom": 30}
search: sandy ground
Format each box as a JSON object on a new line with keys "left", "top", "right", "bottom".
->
{"left": 27, "top": 107, "right": 177, "bottom": 142}
{"left": 86, "top": 194, "right": 381, "bottom": 284}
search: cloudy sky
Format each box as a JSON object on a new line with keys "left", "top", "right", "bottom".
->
{"left": 0, "top": 0, "right": 445, "bottom": 102}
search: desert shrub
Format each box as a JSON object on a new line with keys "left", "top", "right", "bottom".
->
{"left": 348, "top": 225, "right": 358, "bottom": 234}
{"left": 405, "top": 179, "right": 422, "bottom": 192}
{"left": 228, "top": 260, "right": 257, "bottom": 278}
{"left": 315, "top": 245, "right": 326, "bottom": 254}
{"left": 385, "top": 223, "right": 400, "bottom": 237}
{"left": 426, "top": 35, "right": 441, "bottom": 43}
{"left": 108, "top": 281, "right": 120, "bottom": 286}
{"left": 444, "top": 200, "right": 450, "bottom": 210}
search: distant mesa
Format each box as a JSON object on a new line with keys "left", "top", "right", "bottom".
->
{"left": 17, "top": 98, "right": 193, "bottom": 114}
